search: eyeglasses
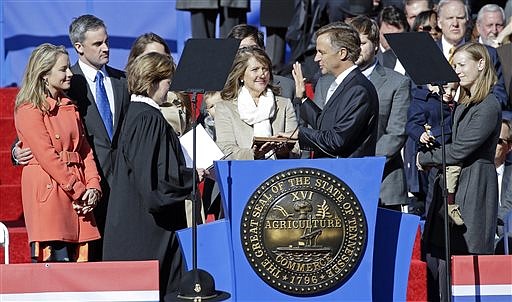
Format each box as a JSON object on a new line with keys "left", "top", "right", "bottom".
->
{"left": 498, "top": 138, "right": 510, "bottom": 145}
{"left": 420, "top": 25, "right": 441, "bottom": 33}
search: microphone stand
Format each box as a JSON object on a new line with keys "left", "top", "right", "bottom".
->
{"left": 176, "top": 90, "right": 224, "bottom": 301}
{"left": 433, "top": 82, "right": 452, "bottom": 301}
{"left": 191, "top": 90, "right": 200, "bottom": 272}
{"left": 171, "top": 38, "right": 238, "bottom": 301}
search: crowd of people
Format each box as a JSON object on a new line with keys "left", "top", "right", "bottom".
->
{"left": 9, "top": 0, "right": 512, "bottom": 301}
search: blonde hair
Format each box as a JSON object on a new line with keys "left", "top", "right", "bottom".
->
{"left": 15, "top": 43, "right": 68, "bottom": 112}
{"left": 452, "top": 42, "right": 497, "bottom": 105}
{"left": 126, "top": 52, "right": 175, "bottom": 97}
{"left": 220, "top": 46, "right": 278, "bottom": 101}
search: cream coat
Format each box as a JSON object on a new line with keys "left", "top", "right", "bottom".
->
{"left": 215, "top": 95, "right": 299, "bottom": 160}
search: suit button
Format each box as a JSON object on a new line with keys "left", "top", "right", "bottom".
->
{"left": 46, "top": 184, "right": 52, "bottom": 189}
{"left": 55, "top": 134, "right": 60, "bottom": 139}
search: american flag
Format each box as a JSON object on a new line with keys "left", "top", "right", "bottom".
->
{"left": 452, "top": 255, "right": 512, "bottom": 302}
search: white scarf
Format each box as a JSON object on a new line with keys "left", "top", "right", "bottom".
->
{"left": 237, "top": 86, "right": 275, "bottom": 137}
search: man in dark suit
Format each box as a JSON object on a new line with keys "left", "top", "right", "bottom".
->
{"left": 282, "top": 22, "right": 379, "bottom": 158}
{"left": 67, "top": 15, "right": 130, "bottom": 260}
{"left": 315, "top": 16, "right": 410, "bottom": 209}
{"left": 376, "top": 5, "right": 409, "bottom": 74}
{"left": 495, "top": 118, "right": 512, "bottom": 254}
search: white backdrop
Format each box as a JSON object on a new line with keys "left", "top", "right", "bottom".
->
{"left": 0, "top": 0, "right": 262, "bottom": 87}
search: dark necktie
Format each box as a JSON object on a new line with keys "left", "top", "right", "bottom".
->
{"left": 95, "top": 71, "right": 113, "bottom": 140}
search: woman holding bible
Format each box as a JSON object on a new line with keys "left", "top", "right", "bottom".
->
{"left": 215, "top": 46, "right": 299, "bottom": 160}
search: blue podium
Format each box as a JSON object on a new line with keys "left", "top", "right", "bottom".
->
{"left": 177, "top": 158, "right": 419, "bottom": 301}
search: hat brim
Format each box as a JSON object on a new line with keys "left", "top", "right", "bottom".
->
{"left": 166, "top": 290, "right": 231, "bottom": 302}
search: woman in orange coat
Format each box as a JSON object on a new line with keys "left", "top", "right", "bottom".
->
{"left": 14, "top": 43, "right": 101, "bottom": 262}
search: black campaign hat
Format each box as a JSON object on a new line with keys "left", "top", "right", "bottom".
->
{"left": 173, "top": 269, "right": 230, "bottom": 301}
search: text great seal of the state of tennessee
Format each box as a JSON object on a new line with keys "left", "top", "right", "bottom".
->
{"left": 240, "top": 168, "right": 368, "bottom": 296}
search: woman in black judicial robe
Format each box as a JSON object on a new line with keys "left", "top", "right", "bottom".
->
{"left": 102, "top": 52, "right": 194, "bottom": 301}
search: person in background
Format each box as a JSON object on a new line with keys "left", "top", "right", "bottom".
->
{"left": 436, "top": 0, "right": 509, "bottom": 109}
{"left": 418, "top": 42, "right": 501, "bottom": 301}
{"left": 495, "top": 119, "right": 512, "bottom": 204}
{"left": 476, "top": 4, "right": 506, "bottom": 47}
{"left": 259, "top": 0, "right": 295, "bottom": 72}
{"left": 404, "top": 0, "right": 433, "bottom": 28}
{"left": 412, "top": 10, "right": 441, "bottom": 41}
{"left": 175, "top": 0, "right": 249, "bottom": 39}
{"left": 496, "top": 118, "right": 512, "bottom": 253}
{"left": 103, "top": 52, "right": 196, "bottom": 300}
{"left": 377, "top": 5, "right": 410, "bottom": 74}
{"left": 215, "top": 46, "right": 299, "bottom": 160}
{"left": 495, "top": 18, "right": 512, "bottom": 104}
{"left": 126, "top": 32, "right": 191, "bottom": 136}
{"left": 14, "top": 43, "right": 101, "bottom": 262}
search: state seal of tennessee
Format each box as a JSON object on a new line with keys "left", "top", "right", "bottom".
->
{"left": 240, "top": 168, "right": 368, "bottom": 296}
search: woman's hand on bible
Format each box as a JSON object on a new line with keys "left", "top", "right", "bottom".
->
{"left": 253, "top": 142, "right": 275, "bottom": 159}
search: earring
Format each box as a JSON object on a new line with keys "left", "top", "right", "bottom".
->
{"left": 43, "top": 78, "right": 49, "bottom": 87}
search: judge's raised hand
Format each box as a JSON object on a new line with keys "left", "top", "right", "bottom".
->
{"left": 292, "top": 62, "right": 306, "bottom": 99}
{"left": 13, "top": 141, "right": 33, "bottom": 165}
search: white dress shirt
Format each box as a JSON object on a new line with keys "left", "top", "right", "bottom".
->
{"left": 325, "top": 65, "right": 358, "bottom": 105}
{"left": 497, "top": 163, "right": 505, "bottom": 206}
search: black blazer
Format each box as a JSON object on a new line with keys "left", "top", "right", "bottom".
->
{"left": 68, "top": 63, "right": 130, "bottom": 189}
{"left": 298, "top": 68, "right": 379, "bottom": 158}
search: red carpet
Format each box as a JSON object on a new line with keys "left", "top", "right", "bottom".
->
{"left": 407, "top": 227, "right": 428, "bottom": 301}
{"left": 0, "top": 88, "right": 29, "bottom": 264}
